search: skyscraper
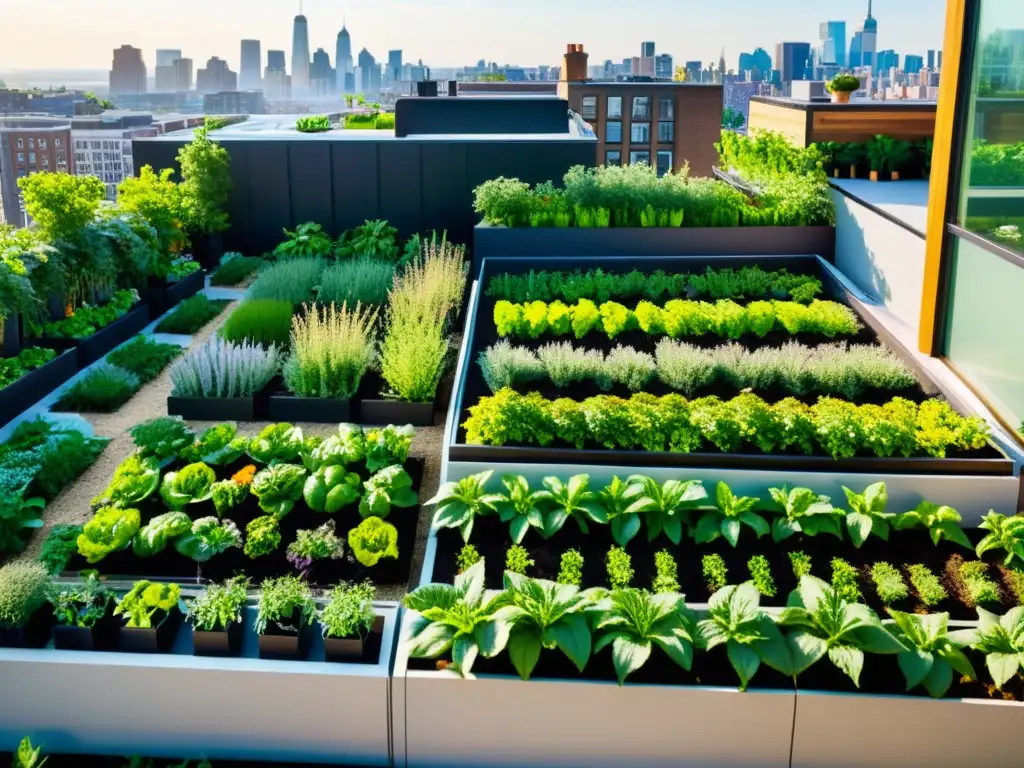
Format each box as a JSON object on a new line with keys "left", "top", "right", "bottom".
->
{"left": 197, "top": 57, "right": 237, "bottom": 94}
{"left": 172, "top": 58, "right": 193, "bottom": 91}
{"left": 850, "top": 0, "right": 878, "bottom": 69}
{"left": 109, "top": 45, "right": 147, "bottom": 95}
{"left": 357, "top": 48, "right": 377, "bottom": 95}
{"left": 240, "top": 39, "right": 262, "bottom": 91}
{"left": 904, "top": 54, "right": 924, "bottom": 74}
{"left": 775, "top": 42, "right": 811, "bottom": 84}
{"left": 310, "top": 48, "right": 335, "bottom": 96}
{"left": 155, "top": 49, "right": 181, "bottom": 91}
{"left": 927, "top": 50, "right": 936, "bottom": 69}
{"left": 655, "top": 54, "right": 673, "bottom": 80}
{"left": 291, "top": 11, "right": 310, "bottom": 94}
{"left": 336, "top": 24, "right": 353, "bottom": 92}
{"left": 818, "top": 21, "right": 847, "bottom": 66}
{"left": 387, "top": 50, "right": 403, "bottom": 86}
{"left": 264, "top": 50, "right": 290, "bottom": 99}
{"left": 641, "top": 42, "right": 655, "bottom": 58}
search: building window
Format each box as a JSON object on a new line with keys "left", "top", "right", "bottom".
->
{"left": 606, "top": 121, "right": 622, "bottom": 143}
{"left": 42, "top": 157, "right": 49, "bottom": 169}
{"left": 659, "top": 97, "right": 675, "bottom": 120}
{"left": 28, "top": 138, "right": 34, "bottom": 149}
{"left": 16, "top": 138, "right": 23, "bottom": 149}
{"left": 658, "top": 121, "right": 674, "bottom": 143}
{"left": 91, "top": 141, "right": 101, "bottom": 149}
{"left": 581, "top": 96, "right": 598, "bottom": 120}
{"left": 28, "top": 152, "right": 36, "bottom": 165}
{"left": 657, "top": 150, "right": 673, "bottom": 177}
{"left": 629, "top": 151, "right": 651, "bottom": 166}
{"left": 605, "top": 150, "right": 622, "bottom": 166}
{"left": 631, "top": 96, "right": 650, "bottom": 119}
{"left": 55, "top": 138, "right": 62, "bottom": 148}
{"left": 630, "top": 122, "right": 650, "bottom": 144}
{"left": 607, "top": 96, "right": 622, "bottom": 118}
{"left": 57, "top": 154, "right": 66, "bottom": 164}
{"left": 38, "top": 138, "right": 47, "bottom": 150}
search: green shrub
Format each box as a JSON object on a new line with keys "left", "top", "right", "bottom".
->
{"left": 505, "top": 544, "right": 534, "bottom": 575}
{"left": 54, "top": 363, "right": 140, "bottom": 413}
{"left": 870, "top": 562, "right": 909, "bottom": 605}
{"left": 37, "top": 523, "right": 83, "bottom": 573}
{"left": 789, "top": 551, "right": 813, "bottom": 578}
{"left": 107, "top": 335, "right": 182, "bottom": 382}
{"left": 220, "top": 299, "right": 293, "bottom": 347}
{"left": 0, "top": 347, "right": 57, "bottom": 390}
{"left": 0, "top": 561, "right": 50, "bottom": 629}
{"left": 606, "top": 546, "right": 634, "bottom": 588}
{"left": 907, "top": 564, "right": 948, "bottom": 606}
{"left": 247, "top": 257, "right": 325, "bottom": 304}
{"left": 830, "top": 557, "right": 862, "bottom": 602}
{"left": 296, "top": 115, "right": 331, "bottom": 133}
{"left": 652, "top": 550, "right": 679, "bottom": 593}
{"left": 273, "top": 222, "right": 334, "bottom": 260}
{"left": 318, "top": 257, "right": 394, "bottom": 307}
{"left": 283, "top": 303, "right": 377, "bottom": 399}
{"left": 557, "top": 549, "right": 584, "bottom": 586}
{"left": 156, "top": 295, "right": 230, "bottom": 334}
{"left": 702, "top": 554, "right": 728, "bottom": 593}
{"left": 747, "top": 555, "right": 777, "bottom": 598}
{"left": 210, "top": 254, "right": 264, "bottom": 286}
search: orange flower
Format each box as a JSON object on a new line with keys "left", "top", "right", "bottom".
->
{"left": 232, "top": 464, "right": 257, "bottom": 486}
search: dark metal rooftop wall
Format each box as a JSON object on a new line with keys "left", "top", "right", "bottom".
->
{"left": 393, "top": 96, "right": 571, "bottom": 137}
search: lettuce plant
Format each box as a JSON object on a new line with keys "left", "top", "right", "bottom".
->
{"left": 778, "top": 575, "right": 906, "bottom": 686}
{"left": 92, "top": 454, "right": 160, "bottom": 508}
{"left": 114, "top": 581, "right": 181, "bottom": 628}
{"left": 176, "top": 517, "right": 242, "bottom": 562}
{"left": 767, "top": 485, "right": 841, "bottom": 542}
{"left": 348, "top": 517, "right": 399, "bottom": 567}
{"left": 694, "top": 482, "right": 768, "bottom": 547}
{"left": 428, "top": 470, "right": 503, "bottom": 543}
{"left": 502, "top": 571, "right": 593, "bottom": 680}
{"left": 129, "top": 417, "right": 195, "bottom": 465}
{"left": 251, "top": 463, "right": 308, "bottom": 518}
{"left": 244, "top": 515, "right": 281, "bottom": 558}
{"left": 843, "top": 482, "right": 894, "bottom": 548}
{"left": 181, "top": 423, "right": 243, "bottom": 465}
{"left": 893, "top": 501, "right": 972, "bottom": 550}
{"left": 885, "top": 610, "right": 976, "bottom": 697}
{"left": 364, "top": 424, "right": 415, "bottom": 472}
{"left": 535, "top": 474, "right": 608, "bottom": 537}
{"left": 976, "top": 512, "right": 1024, "bottom": 567}
{"left": 403, "top": 559, "right": 520, "bottom": 677}
{"left": 211, "top": 478, "right": 249, "bottom": 516}
{"left": 359, "top": 465, "right": 419, "bottom": 518}
{"left": 592, "top": 589, "right": 698, "bottom": 685}
{"left": 301, "top": 424, "right": 365, "bottom": 471}
{"left": 133, "top": 511, "right": 190, "bottom": 557}
{"left": 698, "top": 583, "right": 794, "bottom": 690}
{"left": 599, "top": 475, "right": 649, "bottom": 547}
{"left": 496, "top": 474, "right": 546, "bottom": 544}
{"left": 77, "top": 507, "right": 141, "bottom": 563}
{"left": 160, "top": 462, "right": 216, "bottom": 509}
{"left": 303, "top": 465, "right": 362, "bottom": 514}
{"left": 629, "top": 476, "right": 707, "bottom": 545}
{"left": 956, "top": 607, "right": 1024, "bottom": 690}
{"left": 246, "top": 423, "right": 304, "bottom": 465}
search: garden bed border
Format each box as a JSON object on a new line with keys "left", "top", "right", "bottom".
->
{"left": 0, "top": 349, "right": 78, "bottom": 427}
{"left": 139, "top": 270, "right": 206, "bottom": 317}
{"left": 34, "top": 304, "right": 153, "bottom": 368}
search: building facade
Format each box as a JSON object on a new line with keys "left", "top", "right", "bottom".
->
{"left": 240, "top": 40, "right": 263, "bottom": 92}
{"left": 172, "top": 58, "right": 193, "bottom": 92}
{"left": 109, "top": 45, "right": 147, "bottom": 96}
{"left": 291, "top": 14, "right": 310, "bottom": 94}
{"left": 336, "top": 26, "right": 353, "bottom": 92}
{"left": 197, "top": 57, "right": 237, "bottom": 95}
{"left": 0, "top": 118, "right": 72, "bottom": 226}
{"left": 154, "top": 49, "right": 181, "bottom": 91}
{"left": 204, "top": 91, "right": 266, "bottom": 115}
{"left": 264, "top": 50, "right": 290, "bottom": 99}
{"left": 387, "top": 50, "right": 403, "bottom": 87}
{"left": 309, "top": 49, "right": 335, "bottom": 97}
{"left": 819, "top": 21, "right": 847, "bottom": 66}
{"left": 776, "top": 42, "right": 812, "bottom": 84}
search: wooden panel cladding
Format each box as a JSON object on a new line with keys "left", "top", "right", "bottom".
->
{"left": 811, "top": 108, "right": 937, "bottom": 143}
{"left": 748, "top": 101, "right": 808, "bottom": 146}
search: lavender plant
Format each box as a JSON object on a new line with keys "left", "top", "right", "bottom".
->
{"left": 169, "top": 336, "right": 280, "bottom": 398}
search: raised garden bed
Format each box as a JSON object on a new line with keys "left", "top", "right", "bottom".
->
{"left": 443, "top": 255, "right": 1018, "bottom": 515}
{"left": 167, "top": 382, "right": 272, "bottom": 421}
{"left": 139, "top": 269, "right": 206, "bottom": 317}
{"left": 472, "top": 221, "right": 837, "bottom": 276}
{"left": 0, "top": 348, "right": 77, "bottom": 425}
{"left": 267, "top": 393, "right": 352, "bottom": 424}
{"left": 34, "top": 304, "right": 152, "bottom": 368}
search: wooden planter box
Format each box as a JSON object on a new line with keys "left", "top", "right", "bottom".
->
{"left": 0, "top": 349, "right": 77, "bottom": 426}
{"left": 34, "top": 304, "right": 152, "bottom": 367}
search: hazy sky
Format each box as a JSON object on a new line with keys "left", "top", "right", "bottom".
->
{"left": 1, "top": 0, "right": 946, "bottom": 72}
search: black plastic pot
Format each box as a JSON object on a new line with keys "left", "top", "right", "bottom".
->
{"left": 323, "top": 615, "right": 384, "bottom": 663}
{"left": 34, "top": 304, "right": 152, "bottom": 367}
{"left": 52, "top": 611, "right": 119, "bottom": 652}
{"left": 168, "top": 394, "right": 262, "bottom": 421}
{"left": 118, "top": 606, "right": 184, "bottom": 654}
{"left": 267, "top": 394, "right": 351, "bottom": 423}
{"left": 140, "top": 269, "right": 205, "bottom": 317}
{"left": 192, "top": 232, "right": 225, "bottom": 270}
{"left": 0, "top": 349, "right": 77, "bottom": 427}
{"left": 359, "top": 399, "right": 434, "bottom": 427}
{"left": 257, "top": 609, "right": 310, "bottom": 660}
{"left": 0, "top": 608, "right": 53, "bottom": 649}
{"left": 193, "top": 621, "right": 244, "bottom": 657}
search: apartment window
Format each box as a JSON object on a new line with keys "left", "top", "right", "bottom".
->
{"left": 630, "top": 122, "right": 650, "bottom": 144}
{"left": 605, "top": 150, "right": 622, "bottom": 166}
{"left": 55, "top": 138, "right": 62, "bottom": 147}
{"left": 39, "top": 138, "right": 47, "bottom": 150}
{"left": 91, "top": 141, "right": 101, "bottom": 149}
{"left": 28, "top": 152, "right": 36, "bottom": 164}
{"left": 631, "top": 96, "right": 650, "bottom": 119}
{"left": 16, "top": 138, "right": 23, "bottom": 149}
{"left": 657, "top": 150, "right": 673, "bottom": 177}
{"left": 658, "top": 121, "right": 674, "bottom": 143}
{"left": 659, "top": 96, "right": 675, "bottom": 120}
{"left": 16, "top": 153, "right": 24, "bottom": 164}
{"left": 581, "top": 96, "right": 598, "bottom": 120}
{"left": 629, "top": 151, "right": 651, "bottom": 165}
{"left": 606, "top": 121, "right": 622, "bottom": 143}
{"left": 607, "top": 96, "right": 622, "bottom": 118}
{"left": 28, "top": 138, "right": 35, "bottom": 149}
{"left": 57, "top": 154, "right": 66, "bottom": 164}
{"left": 17, "top": 169, "right": 26, "bottom": 178}
{"left": 42, "top": 157, "right": 49, "bottom": 169}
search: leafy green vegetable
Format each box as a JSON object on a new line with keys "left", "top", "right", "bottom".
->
{"left": 599, "top": 475, "right": 649, "bottom": 547}
{"left": 92, "top": 454, "right": 160, "bottom": 508}
{"left": 246, "top": 423, "right": 304, "bottom": 465}
{"left": 133, "top": 511, "right": 190, "bottom": 557}
{"left": 181, "top": 423, "right": 242, "bottom": 465}
{"left": 843, "top": 482, "right": 894, "bottom": 548}
{"left": 251, "top": 463, "right": 308, "bottom": 518}
{"left": 244, "top": 515, "right": 281, "bottom": 558}
{"left": 303, "top": 465, "right": 362, "bottom": 514}
{"left": 301, "top": 424, "right": 365, "bottom": 470}
{"left": 348, "top": 517, "right": 399, "bottom": 567}
{"left": 976, "top": 512, "right": 1024, "bottom": 567}
{"left": 359, "top": 465, "right": 418, "bottom": 518}
{"left": 893, "top": 500, "right": 972, "bottom": 550}
{"left": 535, "top": 474, "right": 608, "bottom": 537}
{"left": 768, "top": 485, "right": 841, "bottom": 542}
{"left": 129, "top": 417, "right": 195, "bottom": 465}
{"left": 496, "top": 474, "right": 546, "bottom": 544}
{"left": 160, "top": 462, "right": 216, "bottom": 508}
{"left": 77, "top": 506, "right": 141, "bottom": 563}
{"left": 629, "top": 476, "right": 707, "bottom": 545}
{"left": 885, "top": 610, "right": 976, "bottom": 698}
{"left": 694, "top": 482, "right": 768, "bottom": 547}
{"left": 175, "top": 517, "right": 242, "bottom": 562}
{"left": 211, "top": 478, "right": 249, "bottom": 516}
{"left": 428, "top": 470, "right": 503, "bottom": 543}
{"left": 954, "top": 607, "right": 1024, "bottom": 690}
{"left": 115, "top": 581, "right": 180, "bottom": 628}
{"left": 364, "top": 424, "right": 415, "bottom": 472}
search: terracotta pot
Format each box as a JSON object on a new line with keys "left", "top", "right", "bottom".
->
{"left": 833, "top": 168, "right": 840, "bottom": 178}
{"left": 869, "top": 170, "right": 880, "bottom": 182}
{"left": 849, "top": 165, "right": 857, "bottom": 179}
{"left": 832, "top": 91, "right": 852, "bottom": 104}
{"left": 891, "top": 171, "right": 901, "bottom": 181}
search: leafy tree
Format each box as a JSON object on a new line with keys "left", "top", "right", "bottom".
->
{"left": 17, "top": 173, "right": 105, "bottom": 241}
{"left": 117, "top": 166, "right": 189, "bottom": 257}
{"left": 722, "top": 107, "right": 746, "bottom": 130}
{"left": 672, "top": 66, "right": 687, "bottom": 82}
{"left": 176, "top": 126, "right": 232, "bottom": 234}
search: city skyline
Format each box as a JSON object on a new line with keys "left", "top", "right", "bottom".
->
{"left": 1, "top": 0, "right": 946, "bottom": 74}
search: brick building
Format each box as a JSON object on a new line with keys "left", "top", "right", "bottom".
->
{"left": 0, "top": 118, "right": 73, "bottom": 226}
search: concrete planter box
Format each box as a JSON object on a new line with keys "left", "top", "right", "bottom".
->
{"left": 791, "top": 690, "right": 1024, "bottom": 767}
{"left": 0, "top": 603, "right": 400, "bottom": 766}
{"left": 472, "top": 222, "right": 837, "bottom": 276}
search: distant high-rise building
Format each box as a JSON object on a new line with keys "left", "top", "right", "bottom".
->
{"left": 685, "top": 60, "right": 702, "bottom": 81}
{"left": 387, "top": 50, "right": 403, "bottom": 86}
{"left": 264, "top": 50, "right": 290, "bottom": 99}
{"left": 197, "top": 57, "right": 237, "bottom": 94}
{"left": 267, "top": 50, "right": 286, "bottom": 71}
{"left": 336, "top": 24, "right": 353, "bottom": 91}
{"left": 876, "top": 49, "right": 899, "bottom": 72}
{"left": 204, "top": 90, "right": 265, "bottom": 115}
{"left": 357, "top": 48, "right": 377, "bottom": 95}
{"left": 110, "top": 45, "right": 147, "bottom": 96}
{"left": 172, "top": 58, "right": 193, "bottom": 91}
{"left": 641, "top": 41, "right": 655, "bottom": 58}
{"left": 655, "top": 54, "right": 673, "bottom": 80}
{"left": 819, "top": 21, "right": 847, "bottom": 66}
{"left": 155, "top": 49, "right": 181, "bottom": 91}
{"left": 291, "top": 12, "right": 310, "bottom": 93}
{"left": 938, "top": 50, "right": 943, "bottom": 68}
{"left": 775, "top": 42, "right": 811, "bottom": 84}
{"left": 927, "top": 49, "right": 936, "bottom": 69}
{"left": 240, "top": 39, "right": 262, "bottom": 91}
{"left": 310, "top": 48, "right": 335, "bottom": 96}
{"left": 850, "top": 0, "right": 878, "bottom": 69}
{"left": 630, "top": 56, "right": 655, "bottom": 77}
{"left": 904, "top": 54, "right": 924, "bottom": 74}
{"left": 620, "top": 58, "right": 632, "bottom": 75}
{"left": 738, "top": 48, "right": 772, "bottom": 76}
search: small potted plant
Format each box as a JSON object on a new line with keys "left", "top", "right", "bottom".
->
{"left": 114, "top": 580, "right": 184, "bottom": 653}
{"left": 319, "top": 581, "right": 382, "bottom": 663}
{"left": 834, "top": 141, "right": 865, "bottom": 179}
{"left": 253, "top": 575, "right": 317, "bottom": 660}
{"left": 827, "top": 73, "right": 860, "bottom": 104}
{"left": 0, "top": 561, "right": 52, "bottom": 648}
{"left": 867, "top": 134, "right": 913, "bottom": 181}
{"left": 48, "top": 572, "right": 117, "bottom": 651}
{"left": 188, "top": 576, "right": 250, "bottom": 657}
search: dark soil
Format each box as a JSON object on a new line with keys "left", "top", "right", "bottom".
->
{"left": 433, "top": 517, "right": 1018, "bottom": 621}
{"left": 64, "top": 457, "right": 427, "bottom": 592}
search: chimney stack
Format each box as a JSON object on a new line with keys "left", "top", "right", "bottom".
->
{"left": 562, "top": 43, "right": 589, "bottom": 82}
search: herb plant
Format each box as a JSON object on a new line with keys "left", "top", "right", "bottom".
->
{"left": 630, "top": 476, "right": 707, "bottom": 545}
{"left": 220, "top": 299, "right": 293, "bottom": 347}
{"left": 789, "top": 551, "right": 813, "bottom": 578}
{"left": 768, "top": 485, "right": 841, "bottom": 542}
{"left": 957, "top": 558, "right": 1001, "bottom": 606}
{"left": 893, "top": 500, "right": 972, "bottom": 550}
{"left": 870, "top": 562, "right": 909, "bottom": 605}
{"left": 48, "top": 572, "right": 113, "bottom": 628}
{"left": 287, "top": 521, "right": 345, "bottom": 578}
{"left": 320, "top": 581, "right": 376, "bottom": 639}
{"left": 956, "top": 606, "right": 1024, "bottom": 689}
{"left": 129, "top": 417, "right": 194, "bottom": 464}
{"left": 557, "top": 549, "right": 584, "bottom": 586}
{"left": 843, "top": 482, "right": 894, "bottom": 548}
{"left": 170, "top": 336, "right": 281, "bottom": 399}
{"left": 210, "top": 254, "right": 263, "bottom": 285}
{"left": 13, "top": 736, "right": 47, "bottom": 768}
{"left": 0, "top": 561, "right": 50, "bottom": 630}
{"left": 244, "top": 515, "right": 281, "bottom": 558}
{"left": 248, "top": 257, "right": 325, "bottom": 304}
{"left": 107, "top": 335, "right": 182, "bottom": 382}
{"left": 830, "top": 558, "right": 863, "bottom": 603}
{"left": 885, "top": 610, "right": 976, "bottom": 698}
{"left": 428, "top": 470, "right": 503, "bottom": 543}
{"left": 283, "top": 302, "right": 378, "bottom": 400}
{"left": 652, "top": 550, "right": 679, "bottom": 594}
{"left": 188, "top": 576, "right": 250, "bottom": 631}
{"left": 254, "top": 575, "right": 316, "bottom": 634}
{"left": 348, "top": 517, "right": 399, "bottom": 567}
{"left": 54, "top": 363, "right": 140, "bottom": 413}
{"left": 535, "top": 474, "right": 608, "bottom": 537}
{"left": 496, "top": 474, "right": 546, "bottom": 544}
{"left": 908, "top": 564, "right": 948, "bottom": 607}
{"left": 37, "top": 524, "right": 82, "bottom": 573}
{"left": 457, "top": 544, "right": 481, "bottom": 574}
{"left": 606, "top": 546, "right": 634, "bottom": 589}
{"left": 703, "top": 554, "right": 729, "bottom": 593}
{"left": 695, "top": 482, "right": 767, "bottom": 546}
{"left": 599, "top": 475, "right": 649, "bottom": 547}
{"left": 747, "top": 556, "right": 777, "bottom": 598}
{"left": 156, "top": 295, "right": 229, "bottom": 334}
{"left": 115, "top": 581, "right": 181, "bottom": 628}
{"left": 505, "top": 544, "right": 534, "bottom": 575}
{"left": 976, "top": 512, "right": 1024, "bottom": 567}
